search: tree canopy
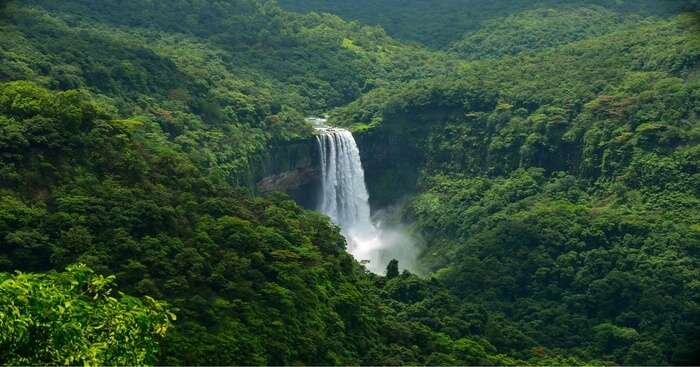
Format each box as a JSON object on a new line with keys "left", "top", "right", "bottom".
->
{"left": 0, "top": 264, "right": 173, "bottom": 365}
{"left": 0, "top": 0, "right": 698, "bottom": 365}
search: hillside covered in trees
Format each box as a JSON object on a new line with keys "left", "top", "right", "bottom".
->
{"left": 0, "top": 0, "right": 698, "bottom": 365}
{"left": 278, "top": 0, "right": 698, "bottom": 48}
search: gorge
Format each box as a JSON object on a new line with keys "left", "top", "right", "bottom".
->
{"left": 0, "top": 0, "right": 697, "bottom": 364}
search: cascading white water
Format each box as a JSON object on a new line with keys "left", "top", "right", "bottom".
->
{"left": 314, "top": 124, "right": 386, "bottom": 273}
{"left": 311, "top": 117, "right": 420, "bottom": 275}
{"left": 316, "top": 128, "right": 372, "bottom": 229}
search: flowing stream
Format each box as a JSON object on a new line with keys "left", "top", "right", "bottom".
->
{"left": 312, "top": 118, "right": 415, "bottom": 274}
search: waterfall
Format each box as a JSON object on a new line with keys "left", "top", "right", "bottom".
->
{"left": 315, "top": 124, "right": 385, "bottom": 272}
{"left": 312, "top": 118, "right": 420, "bottom": 275}
{"left": 316, "top": 128, "right": 372, "bottom": 230}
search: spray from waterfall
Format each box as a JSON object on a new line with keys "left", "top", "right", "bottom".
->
{"left": 312, "top": 118, "right": 420, "bottom": 274}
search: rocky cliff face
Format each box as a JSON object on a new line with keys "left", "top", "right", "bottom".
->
{"left": 354, "top": 126, "right": 422, "bottom": 210}
{"left": 251, "top": 138, "right": 321, "bottom": 209}
{"left": 250, "top": 125, "right": 422, "bottom": 213}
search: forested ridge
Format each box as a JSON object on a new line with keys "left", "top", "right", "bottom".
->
{"left": 278, "top": 0, "right": 698, "bottom": 48}
{"left": 0, "top": 0, "right": 698, "bottom": 365}
{"left": 332, "top": 9, "right": 700, "bottom": 365}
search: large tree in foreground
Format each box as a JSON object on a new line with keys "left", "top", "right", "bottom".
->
{"left": 0, "top": 264, "right": 174, "bottom": 365}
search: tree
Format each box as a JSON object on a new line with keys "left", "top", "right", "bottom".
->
{"left": 0, "top": 264, "right": 174, "bottom": 365}
{"left": 386, "top": 259, "right": 399, "bottom": 279}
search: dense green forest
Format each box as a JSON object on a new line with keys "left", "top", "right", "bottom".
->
{"left": 332, "top": 9, "right": 700, "bottom": 365}
{"left": 278, "top": 0, "right": 698, "bottom": 48}
{"left": 0, "top": 0, "right": 698, "bottom": 365}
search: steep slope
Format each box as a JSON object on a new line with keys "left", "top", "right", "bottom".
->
{"left": 0, "top": 80, "right": 555, "bottom": 365}
{"left": 1, "top": 0, "right": 698, "bottom": 364}
{"left": 0, "top": 0, "right": 457, "bottom": 189}
{"left": 333, "top": 15, "right": 700, "bottom": 364}
{"left": 0, "top": 1, "right": 594, "bottom": 365}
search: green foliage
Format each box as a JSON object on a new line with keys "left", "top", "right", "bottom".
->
{"left": 328, "top": 9, "right": 700, "bottom": 365}
{"left": 0, "top": 80, "right": 540, "bottom": 365}
{"left": 385, "top": 259, "right": 399, "bottom": 279}
{"left": 0, "top": 81, "right": 356, "bottom": 364}
{"left": 450, "top": 6, "right": 640, "bottom": 59}
{"left": 0, "top": 264, "right": 173, "bottom": 365}
{"left": 279, "top": 0, "right": 696, "bottom": 48}
{"left": 0, "top": 0, "right": 461, "bottom": 186}
{"left": 406, "top": 168, "right": 700, "bottom": 364}
{"left": 0, "top": 0, "right": 698, "bottom": 365}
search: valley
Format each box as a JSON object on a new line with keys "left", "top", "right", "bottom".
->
{"left": 0, "top": 0, "right": 698, "bottom": 365}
